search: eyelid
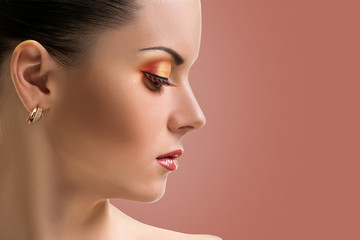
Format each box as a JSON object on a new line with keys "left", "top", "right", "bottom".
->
{"left": 141, "top": 71, "right": 176, "bottom": 87}
{"left": 140, "top": 61, "right": 172, "bottom": 79}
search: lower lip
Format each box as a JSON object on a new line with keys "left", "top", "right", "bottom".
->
{"left": 156, "top": 158, "right": 178, "bottom": 171}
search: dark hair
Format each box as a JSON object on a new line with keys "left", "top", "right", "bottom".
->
{"left": 0, "top": 0, "right": 139, "bottom": 67}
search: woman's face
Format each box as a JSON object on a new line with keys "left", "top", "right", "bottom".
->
{"left": 46, "top": 0, "right": 205, "bottom": 202}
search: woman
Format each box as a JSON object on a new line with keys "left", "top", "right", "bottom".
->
{"left": 0, "top": 0, "right": 221, "bottom": 239}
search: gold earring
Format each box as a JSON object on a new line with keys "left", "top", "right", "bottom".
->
{"left": 26, "top": 107, "right": 43, "bottom": 124}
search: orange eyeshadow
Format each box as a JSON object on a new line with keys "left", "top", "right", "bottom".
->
{"left": 140, "top": 61, "right": 172, "bottom": 78}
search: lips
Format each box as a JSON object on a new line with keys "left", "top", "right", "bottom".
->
{"left": 156, "top": 149, "right": 183, "bottom": 171}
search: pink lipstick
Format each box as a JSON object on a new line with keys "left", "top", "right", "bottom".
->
{"left": 156, "top": 149, "right": 183, "bottom": 171}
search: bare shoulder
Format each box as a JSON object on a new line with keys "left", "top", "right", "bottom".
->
{"left": 185, "top": 234, "right": 223, "bottom": 240}
{"left": 140, "top": 223, "right": 222, "bottom": 240}
{"left": 111, "top": 205, "right": 222, "bottom": 240}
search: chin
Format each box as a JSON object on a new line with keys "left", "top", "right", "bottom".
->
{"left": 138, "top": 191, "right": 165, "bottom": 203}
{"left": 114, "top": 178, "right": 168, "bottom": 203}
{"left": 138, "top": 181, "right": 167, "bottom": 203}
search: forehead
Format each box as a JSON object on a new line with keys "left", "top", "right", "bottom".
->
{"left": 138, "top": 0, "right": 201, "bottom": 44}
{"left": 106, "top": 0, "right": 202, "bottom": 65}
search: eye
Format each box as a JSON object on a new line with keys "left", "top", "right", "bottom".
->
{"left": 141, "top": 71, "right": 176, "bottom": 92}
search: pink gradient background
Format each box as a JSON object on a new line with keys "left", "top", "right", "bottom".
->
{"left": 112, "top": 0, "right": 360, "bottom": 239}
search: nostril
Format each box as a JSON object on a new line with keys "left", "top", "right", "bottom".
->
{"left": 172, "top": 113, "right": 206, "bottom": 133}
{"left": 167, "top": 90, "right": 206, "bottom": 133}
{"left": 180, "top": 126, "right": 195, "bottom": 132}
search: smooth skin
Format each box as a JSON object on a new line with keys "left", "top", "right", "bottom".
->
{"left": 0, "top": 0, "right": 222, "bottom": 239}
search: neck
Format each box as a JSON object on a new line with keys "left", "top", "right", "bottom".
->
{"left": 0, "top": 116, "right": 115, "bottom": 240}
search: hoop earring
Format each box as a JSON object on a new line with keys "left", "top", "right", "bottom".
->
{"left": 26, "top": 107, "right": 43, "bottom": 124}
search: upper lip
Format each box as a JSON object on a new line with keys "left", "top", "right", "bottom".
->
{"left": 156, "top": 149, "right": 183, "bottom": 159}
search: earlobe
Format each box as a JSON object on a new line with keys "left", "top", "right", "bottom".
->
{"left": 10, "top": 40, "right": 54, "bottom": 112}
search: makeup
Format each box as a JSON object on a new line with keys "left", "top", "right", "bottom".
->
{"left": 156, "top": 158, "right": 178, "bottom": 171}
{"left": 141, "top": 71, "right": 175, "bottom": 87}
{"left": 140, "top": 60, "right": 172, "bottom": 78}
{"left": 140, "top": 60, "right": 176, "bottom": 90}
{"left": 156, "top": 149, "right": 183, "bottom": 171}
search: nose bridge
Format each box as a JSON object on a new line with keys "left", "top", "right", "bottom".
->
{"left": 168, "top": 81, "right": 206, "bottom": 133}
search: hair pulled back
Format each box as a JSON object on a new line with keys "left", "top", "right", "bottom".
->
{"left": 0, "top": 0, "right": 139, "bottom": 67}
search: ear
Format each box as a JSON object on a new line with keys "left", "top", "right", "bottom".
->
{"left": 10, "top": 40, "right": 57, "bottom": 112}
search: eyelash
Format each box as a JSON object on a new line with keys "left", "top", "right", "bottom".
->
{"left": 141, "top": 71, "right": 176, "bottom": 92}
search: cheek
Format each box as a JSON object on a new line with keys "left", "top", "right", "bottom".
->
{"left": 46, "top": 67, "right": 168, "bottom": 196}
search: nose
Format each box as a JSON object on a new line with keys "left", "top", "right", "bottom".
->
{"left": 167, "top": 83, "right": 206, "bottom": 135}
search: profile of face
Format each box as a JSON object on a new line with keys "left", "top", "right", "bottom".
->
{"left": 40, "top": 0, "right": 205, "bottom": 202}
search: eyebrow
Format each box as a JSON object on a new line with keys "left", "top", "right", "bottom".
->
{"left": 139, "top": 46, "right": 184, "bottom": 65}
